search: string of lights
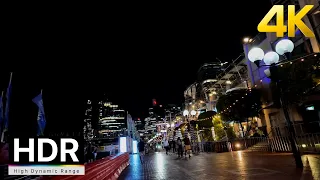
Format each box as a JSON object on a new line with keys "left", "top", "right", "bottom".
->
{"left": 216, "top": 53, "right": 319, "bottom": 114}
{"left": 189, "top": 53, "right": 319, "bottom": 121}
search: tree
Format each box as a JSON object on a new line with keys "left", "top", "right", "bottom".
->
{"left": 202, "top": 128, "right": 214, "bottom": 141}
{"left": 216, "top": 88, "right": 262, "bottom": 122}
{"left": 212, "top": 115, "right": 225, "bottom": 140}
{"left": 212, "top": 115, "right": 236, "bottom": 141}
{"left": 216, "top": 88, "right": 262, "bottom": 137}
{"left": 191, "top": 110, "right": 215, "bottom": 129}
{"left": 273, "top": 55, "right": 320, "bottom": 105}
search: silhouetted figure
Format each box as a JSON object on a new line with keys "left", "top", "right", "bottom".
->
{"left": 138, "top": 139, "right": 145, "bottom": 163}
{"left": 177, "top": 137, "right": 183, "bottom": 158}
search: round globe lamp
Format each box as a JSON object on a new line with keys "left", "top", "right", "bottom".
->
{"left": 183, "top": 110, "right": 189, "bottom": 116}
{"left": 190, "top": 110, "right": 196, "bottom": 116}
{"left": 263, "top": 51, "right": 279, "bottom": 65}
{"left": 275, "top": 39, "right": 294, "bottom": 59}
{"left": 248, "top": 47, "right": 265, "bottom": 67}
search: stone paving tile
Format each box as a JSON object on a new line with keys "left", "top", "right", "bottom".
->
{"left": 119, "top": 151, "right": 320, "bottom": 180}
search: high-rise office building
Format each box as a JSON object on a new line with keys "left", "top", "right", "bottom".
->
{"left": 135, "top": 118, "right": 145, "bottom": 137}
{"left": 98, "top": 101, "right": 127, "bottom": 137}
{"left": 84, "top": 100, "right": 94, "bottom": 140}
{"left": 164, "top": 104, "right": 181, "bottom": 123}
{"left": 144, "top": 108, "right": 157, "bottom": 135}
{"left": 144, "top": 99, "right": 166, "bottom": 137}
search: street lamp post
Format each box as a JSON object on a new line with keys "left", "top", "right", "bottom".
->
{"left": 248, "top": 39, "right": 303, "bottom": 168}
{"left": 183, "top": 109, "right": 189, "bottom": 130}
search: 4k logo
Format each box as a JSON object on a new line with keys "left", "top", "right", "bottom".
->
{"left": 258, "top": 5, "right": 315, "bottom": 37}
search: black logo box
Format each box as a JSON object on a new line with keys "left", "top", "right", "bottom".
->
{"left": 9, "top": 135, "right": 84, "bottom": 165}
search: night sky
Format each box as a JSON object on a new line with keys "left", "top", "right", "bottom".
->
{"left": 2, "top": 1, "right": 272, "bottom": 122}
{"left": 102, "top": 0, "right": 273, "bottom": 119}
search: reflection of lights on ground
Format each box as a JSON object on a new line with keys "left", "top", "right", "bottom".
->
{"left": 155, "top": 153, "right": 165, "bottom": 175}
{"left": 132, "top": 154, "right": 139, "bottom": 162}
{"left": 237, "top": 151, "right": 243, "bottom": 161}
{"left": 235, "top": 151, "right": 246, "bottom": 173}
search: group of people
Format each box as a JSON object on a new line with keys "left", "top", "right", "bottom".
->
{"left": 137, "top": 135, "right": 193, "bottom": 163}
{"left": 163, "top": 135, "right": 192, "bottom": 158}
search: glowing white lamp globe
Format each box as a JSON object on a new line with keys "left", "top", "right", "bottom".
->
{"left": 191, "top": 110, "right": 196, "bottom": 116}
{"left": 263, "top": 51, "right": 279, "bottom": 65}
{"left": 183, "top": 110, "right": 189, "bottom": 116}
{"left": 248, "top": 47, "right": 264, "bottom": 62}
{"left": 275, "top": 39, "right": 294, "bottom": 55}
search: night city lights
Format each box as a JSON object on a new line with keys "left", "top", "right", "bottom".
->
{"left": 0, "top": 0, "right": 319, "bottom": 179}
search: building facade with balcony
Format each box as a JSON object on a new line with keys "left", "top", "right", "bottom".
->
{"left": 184, "top": 63, "right": 227, "bottom": 117}
{"left": 243, "top": 0, "right": 320, "bottom": 137}
{"left": 184, "top": 58, "right": 250, "bottom": 114}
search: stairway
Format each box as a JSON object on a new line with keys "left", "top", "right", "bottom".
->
{"left": 247, "top": 142, "right": 271, "bottom": 152}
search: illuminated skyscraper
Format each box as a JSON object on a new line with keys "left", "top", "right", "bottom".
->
{"left": 84, "top": 100, "right": 93, "bottom": 140}
{"left": 98, "top": 101, "right": 127, "bottom": 137}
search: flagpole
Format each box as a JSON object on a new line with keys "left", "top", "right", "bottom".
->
{"left": 5, "top": 72, "right": 13, "bottom": 129}
{"left": 8, "top": 72, "right": 13, "bottom": 85}
{"left": 0, "top": 91, "right": 3, "bottom": 138}
{"left": 40, "top": 89, "right": 43, "bottom": 135}
{"left": 1, "top": 72, "right": 13, "bottom": 142}
{"left": 37, "top": 89, "right": 44, "bottom": 136}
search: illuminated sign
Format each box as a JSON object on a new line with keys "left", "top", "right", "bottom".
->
{"left": 119, "top": 137, "right": 127, "bottom": 153}
{"left": 132, "top": 140, "right": 138, "bottom": 154}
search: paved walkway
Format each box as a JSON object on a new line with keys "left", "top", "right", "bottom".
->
{"left": 119, "top": 151, "right": 320, "bottom": 180}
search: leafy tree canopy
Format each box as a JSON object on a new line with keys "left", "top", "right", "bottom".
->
{"left": 216, "top": 88, "right": 262, "bottom": 122}
{"left": 272, "top": 55, "right": 319, "bottom": 104}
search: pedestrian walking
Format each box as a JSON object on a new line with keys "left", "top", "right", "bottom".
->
{"left": 164, "top": 138, "right": 170, "bottom": 155}
{"left": 92, "top": 145, "right": 98, "bottom": 161}
{"left": 86, "top": 143, "right": 94, "bottom": 163}
{"left": 177, "top": 137, "right": 183, "bottom": 158}
{"left": 184, "top": 135, "right": 191, "bottom": 158}
{"left": 172, "top": 140, "right": 176, "bottom": 153}
{"left": 138, "top": 139, "right": 145, "bottom": 163}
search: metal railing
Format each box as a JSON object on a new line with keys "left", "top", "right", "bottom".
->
{"left": 210, "top": 133, "right": 320, "bottom": 154}
{"left": 216, "top": 54, "right": 246, "bottom": 81}
{"left": 271, "top": 121, "right": 320, "bottom": 137}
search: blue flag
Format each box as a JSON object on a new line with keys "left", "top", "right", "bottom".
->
{"left": 4, "top": 75, "right": 12, "bottom": 130}
{"left": 32, "top": 93, "right": 46, "bottom": 136}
